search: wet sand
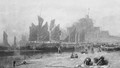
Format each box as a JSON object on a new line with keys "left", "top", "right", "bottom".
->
{"left": 17, "top": 51, "right": 120, "bottom": 68}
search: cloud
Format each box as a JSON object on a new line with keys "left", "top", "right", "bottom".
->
{"left": 99, "top": 15, "right": 120, "bottom": 36}
{"left": 0, "top": 0, "right": 120, "bottom": 43}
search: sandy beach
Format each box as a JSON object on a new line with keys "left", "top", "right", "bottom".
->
{"left": 16, "top": 51, "right": 120, "bottom": 68}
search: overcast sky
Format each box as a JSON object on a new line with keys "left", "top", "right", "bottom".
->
{"left": 0, "top": 0, "right": 120, "bottom": 44}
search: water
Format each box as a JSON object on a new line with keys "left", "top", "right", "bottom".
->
{"left": 0, "top": 47, "right": 75, "bottom": 68}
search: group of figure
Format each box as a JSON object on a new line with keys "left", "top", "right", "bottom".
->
{"left": 84, "top": 56, "right": 108, "bottom": 66}
{"left": 70, "top": 53, "right": 78, "bottom": 58}
{"left": 13, "top": 60, "right": 27, "bottom": 68}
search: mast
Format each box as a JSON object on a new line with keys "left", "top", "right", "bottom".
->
{"left": 40, "top": 3, "right": 43, "bottom": 17}
{"left": 88, "top": 8, "right": 90, "bottom": 16}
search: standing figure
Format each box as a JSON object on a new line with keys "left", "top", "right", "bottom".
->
{"left": 58, "top": 46, "right": 62, "bottom": 53}
{"left": 91, "top": 47, "right": 94, "bottom": 53}
{"left": 70, "top": 52, "right": 74, "bottom": 58}
{"left": 13, "top": 60, "right": 16, "bottom": 68}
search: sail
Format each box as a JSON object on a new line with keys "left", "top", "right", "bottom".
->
{"left": 3, "top": 31, "right": 10, "bottom": 46}
{"left": 51, "top": 24, "right": 61, "bottom": 42}
{"left": 29, "top": 23, "right": 37, "bottom": 41}
{"left": 50, "top": 19, "right": 55, "bottom": 31}
{"left": 38, "top": 22, "right": 49, "bottom": 41}
{"left": 63, "top": 36, "right": 69, "bottom": 42}
{"left": 38, "top": 16, "right": 44, "bottom": 27}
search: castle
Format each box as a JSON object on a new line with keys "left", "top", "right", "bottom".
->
{"left": 66, "top": 15, "right": 120, "bottom": 43}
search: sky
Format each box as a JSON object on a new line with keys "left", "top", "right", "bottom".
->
{"left": 0, "top": 0, "right": 120, "bottom": 44}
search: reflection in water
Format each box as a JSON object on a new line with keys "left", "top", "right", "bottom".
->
{"left": 0, "top": 47, "right": 74, "bottom": 68}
